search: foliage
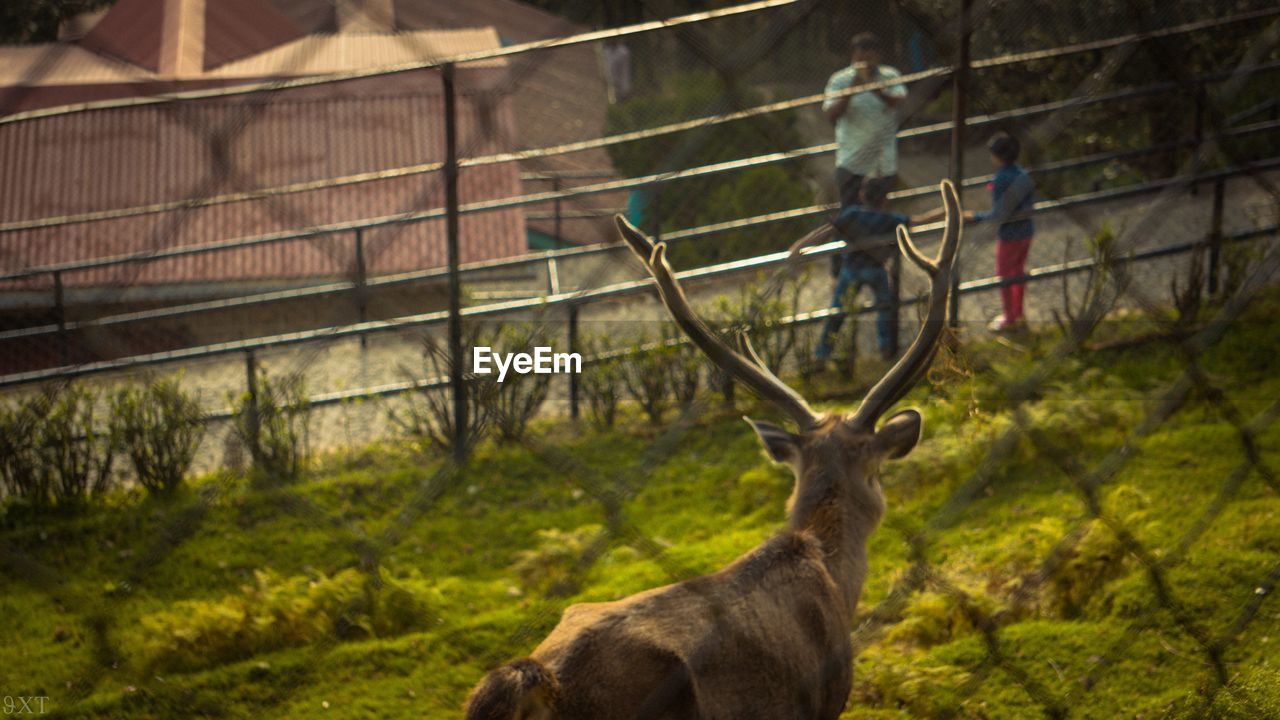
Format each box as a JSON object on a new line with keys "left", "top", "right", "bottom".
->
{"left": 604, "top": 72, "right": 812, "bottom": 267}
{"left": 0, "top": 384, "right": 117, "bottom": 512}
{"left": 390, "top": 327, "right": 496, "bottom": 456}
{"left": 134, "top": 567, "right": 428, "bottom": 673}
{"left": 578, "top": 334, "right": 625, "bottom": 428}
{"left": 113, "top": 377, "right": 205, "bottom": 497}
{"left": 231, "top": 369, "right": 310, "bottom": 486}
{"left": 39, "top": 383, "right": 118, "bottom": 509}
{"left": 5, "top": 289, "right": 1280, "bottom": 719}
{"left": 619, "top": 332, "right": 678, "bottom": 425}
{"left": 488, "top": 323, "right": 553, "bottom": 442}
{"left": 511, "top": 524, "right": 605, "bottom": 596}
{"left": 0, "top": 392, "right": 52, "bottom": 511}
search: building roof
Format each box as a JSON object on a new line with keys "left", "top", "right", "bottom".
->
{"left": 0, "top": 75, "right": 526, "bottom": 288}
{"left": 272, "top": 0, "right": 623, "bottom": 247}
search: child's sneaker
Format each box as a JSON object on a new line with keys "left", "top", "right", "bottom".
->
{"left": 987, "top": 314, "right": 1007, "bottom": 332}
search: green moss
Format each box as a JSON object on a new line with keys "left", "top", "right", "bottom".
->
{"left": 4, "top": 289, "right": 1280, "bottom": 719}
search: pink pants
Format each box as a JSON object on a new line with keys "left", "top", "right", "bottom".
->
{"left": 996, "top": 237, "right": 1032, "bottom": 325}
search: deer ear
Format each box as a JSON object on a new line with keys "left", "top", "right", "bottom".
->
{"left": 873, "top": 408, "right": 922, "bottom": 460}
{"left": 746, "top": 417, "right": 800, "bottom": 465}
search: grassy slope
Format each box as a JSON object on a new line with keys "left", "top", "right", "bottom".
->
{"left": 2, "top": 291, "right": 1279, "bottom": 720}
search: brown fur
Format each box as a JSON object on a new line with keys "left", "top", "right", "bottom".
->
{"left": 465, "top": 191, "right": 960, "bottom": 719}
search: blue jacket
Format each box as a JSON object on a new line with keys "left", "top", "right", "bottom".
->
{"left": 833, "top": 205, "right": 910, "bottom": 272}
{"left": 975, "top": 164, "right": 1035, "bottom": 241}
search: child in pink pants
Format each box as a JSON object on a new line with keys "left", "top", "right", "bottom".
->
{"left": 966, "top": 132, "right": 1036, "bottom": 331}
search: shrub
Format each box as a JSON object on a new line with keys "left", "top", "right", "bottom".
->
{"left": 390, "top": 327, "right": 496, "bottom": 456}
{"left": 0, "top": 393, "right": 53, "bottom": 511}
{"left": 709, "top": 271, "right": 807, "bottom": 398}
{"left": 114, "top": 377, "right": 205, "bottom": 497}
{"left": 39, "top": 383, "right": 118, "bottom": 509}
{"left": 620, "top": 333, "right": 676, "bottom": 425}
{"left": 578, "top": 334, "right": 625, "bottom": 428}
{"left": 489, "top": 323, "right": 553, "bottom": 442}
{"left": 232, "top": 368, "right": 310, "bottom": 486}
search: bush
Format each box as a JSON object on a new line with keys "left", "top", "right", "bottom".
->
{"left": 620, "top": 333, "right": 676, "bottom": 425}
{"left": 489, "top": 323, "right": 553, "bottom": 442}
{"left": 578, "top": 334, "right": 625, "bottom": 429}
{"left": 1, "top": 385, "right": 118, "bottom": 512}
{"left": 709, "top": 270, "right": 808, "bottom": 397}
{"left": 40, "top": 383, "right": 118, "bottom": 509}
{"left": 231, "top": 368, "right": 310, "bottom": 486}
{"left": 114, "top": 377, "right": 205, "bottom": 497}
{"left": 390, "top": 327, "right": 497, "bottom": 456}
{"left": 0, "top": 393, "right": 53, "bottom": 511}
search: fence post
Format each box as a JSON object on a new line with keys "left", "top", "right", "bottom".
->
{"left": 443, "top": 62, "right": 468, "bottom": 462}
{"left": 948, "top": 0, "right": 973, "bottom": 329}
{"left": 567, "top": 303, "right": 580, "bottom": 421}
{"left": 1208, "top": 178, "right": 1225, "bottom": 295}
{"left": 244, "top": 350, "right": 261, "bottom": 466}
{"left": 354, "top": 228, "right": 368, "bottom": 348}
{"left": 52, "top": 270, "right": 69, "bottom": 366}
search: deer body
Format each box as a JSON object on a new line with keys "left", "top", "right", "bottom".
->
{"left": 467, "top": 182, "right": 962, "bottom": 720}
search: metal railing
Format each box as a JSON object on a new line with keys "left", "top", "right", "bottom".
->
{"left": 2, "top": 155, "right": 1276, "bottom": 393}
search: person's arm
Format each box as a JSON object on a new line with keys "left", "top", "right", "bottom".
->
{"left": 872, "top": 67, "right": 907, "bottom": 109}
{"left": 822, "top": 70, "right": 852, "bottom": 124}
{"left": 910, "top": 206, "right": 946, "bottom": 225}
{"left": 788, "top": 224, "right": 837, "bottom": 259}
{"left": 974, "top": 171, "right": 1032, "bottom": 224}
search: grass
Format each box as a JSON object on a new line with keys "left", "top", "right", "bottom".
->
{"left": 2, "top": 288, "right": 1280, "bottom": 719}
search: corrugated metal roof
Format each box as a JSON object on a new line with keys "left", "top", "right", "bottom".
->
{"left": 0, "top": 72, "right": 526, "bottom": 288}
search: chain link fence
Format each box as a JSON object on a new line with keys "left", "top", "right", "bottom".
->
{"left": 2, "top": 0, "right": 1280, "bottom": 717}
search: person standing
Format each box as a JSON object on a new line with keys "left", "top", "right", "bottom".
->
{"left": 964, "top": 132, "right": 1036, "bottom": 332}
{"left": 789, "top": 182, "right": 936, "bottom": 364}
{"left": 822, "top": 33, "right": 907, "bottom": 211}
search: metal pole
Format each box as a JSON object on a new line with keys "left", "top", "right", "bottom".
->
{"left": 948, "top": 0, "right": 972, "bottom": 329}
{"left": 354, "top": 228, "right": 368, "bottom": 348}
{"left": 443, "top": 62, "right": 467, "bottom": 462}
{"left": 1208, "top": 178, "right": 1225, "bottom": 295}
{"left": 567, "top": 304, "right": 580, "bottom": 421}
{"left": 244, "top": 350, "right": 261, "bottom": 466}
{"left": 52, "top": 270, "right": 69, "bottom": 366}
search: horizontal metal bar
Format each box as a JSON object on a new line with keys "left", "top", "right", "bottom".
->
{"left": 5, "top": 57, "right": 1278, "bottom": 287}
{"left": 2, "top": 157, "right": 1276, "bottom": 390}
{"left": 197, "top": 223, "right": 1278, "bottom": 422}
{"left": 4, "top": 27, "right": 1277, "bottom": 235}
{"left": 6, "top": 122, "right": 1275, "bottom": 344}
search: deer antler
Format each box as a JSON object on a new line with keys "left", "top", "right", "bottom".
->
{"left": 615, "top": 216, "right": 820, "bottom": 431}
{"left": 845, "top": 179, "right": 963, "bottom": 431}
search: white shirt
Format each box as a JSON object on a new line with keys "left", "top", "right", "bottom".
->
{"left": 822, "top": 64, "right": 907, "bottom": 177}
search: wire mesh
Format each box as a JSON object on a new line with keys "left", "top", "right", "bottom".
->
{"left": 1, "top": 1, "right": 1279, "bottom": 718}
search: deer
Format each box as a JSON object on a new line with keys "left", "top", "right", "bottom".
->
{"left": 465, "top": 180, "right": 962, "bottom": 720}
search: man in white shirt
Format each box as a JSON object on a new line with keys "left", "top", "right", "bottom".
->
{"left": 822, "top": 33, "right": 907, "bottom": 210}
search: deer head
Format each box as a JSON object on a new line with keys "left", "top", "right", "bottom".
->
{"left": 615, "top": 181, "right": 961, "bottom": 548}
